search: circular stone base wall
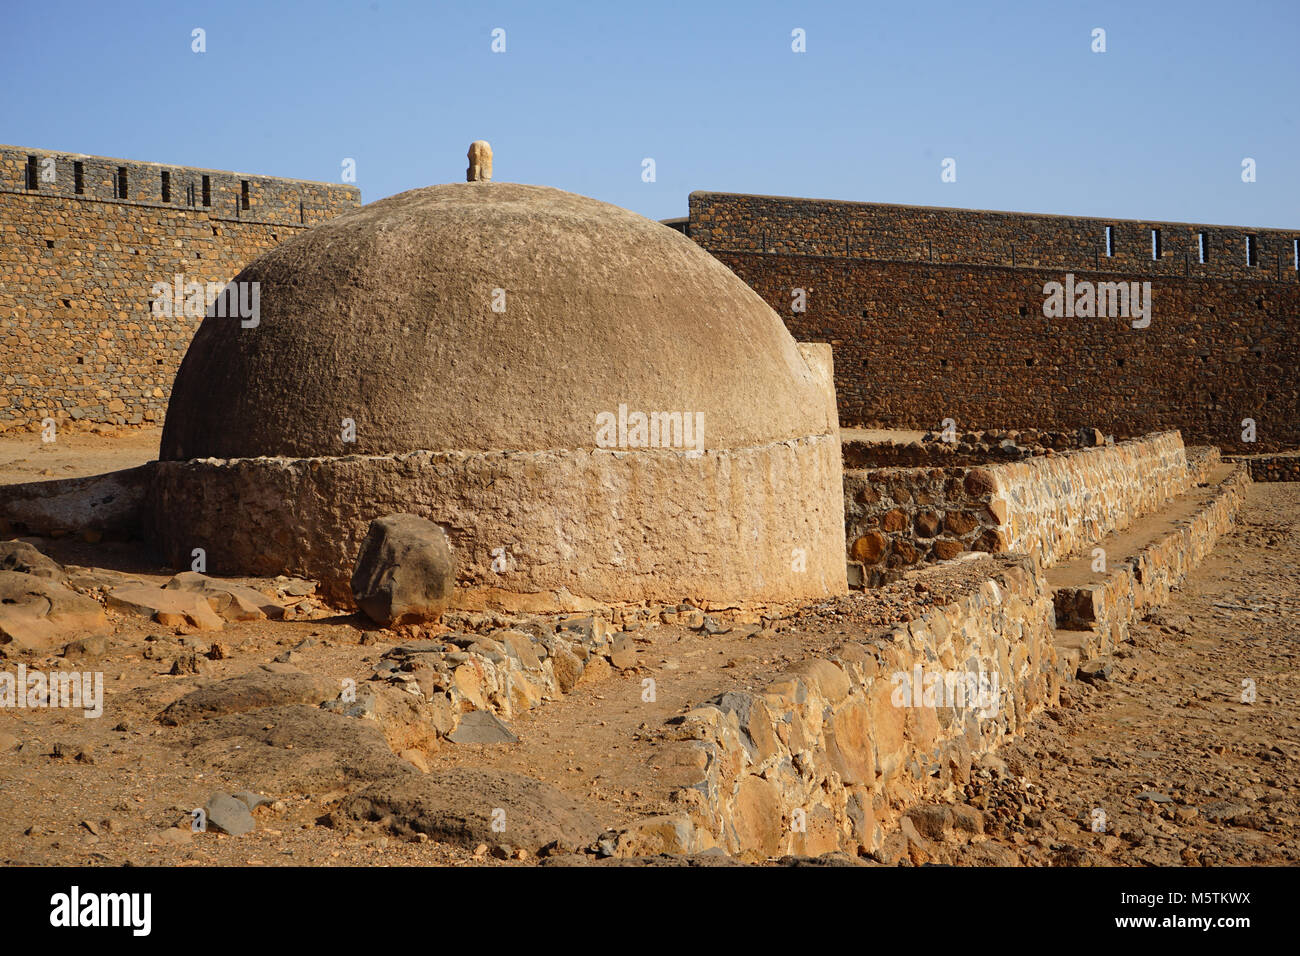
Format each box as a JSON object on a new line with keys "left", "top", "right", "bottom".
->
{"left": 149, "top": 436, "right": 847, "bottom": 611}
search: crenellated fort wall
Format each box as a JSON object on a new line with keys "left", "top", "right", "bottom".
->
{"left": 687, "top": 193, "right": 1300, "bottom": 452}
{"left": 0, "top": 145, "right": 359, "bottom": 430}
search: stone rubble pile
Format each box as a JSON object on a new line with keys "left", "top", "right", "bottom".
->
{"left": 324, "top": 613, "right": 645, "bottom": 759}
{"left": 0, "top": 540, "right": 107, "bottom": 655}
{"left": 844, "top": 426, "right": 1116, "bottom": 473}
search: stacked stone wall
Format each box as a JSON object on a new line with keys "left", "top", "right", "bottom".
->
{"left": 1224, "top": 453, "right": 1300, "bottom": 482}
{"left": 1185, "top": 445, "right": 1223, "bottom": 485}
{"left": 989, "top": 431, "right": 1189, "bottom": 565}
{"left": 636, "top": 461, "right": 1247, "bottom": 858}
{"left": 691, "top": 191, "right": 1300, "bottom": 280}
{"left": 845, "top": 431, "right": 1190, "bottom": 578}
{"left": 844, "top": 465, "right": 994, "bottom": 581}
{"left": 0, "top": 145, "right": 359, "bottom": 430}
{"left": 1052, "top": 464, "right": 1248, "bottom": 661}
{"left": 646, "top": 555, "right": 1057, "bottom": 858}
{"left": 689, "top": 193, "right": 1300, "bottom": 452}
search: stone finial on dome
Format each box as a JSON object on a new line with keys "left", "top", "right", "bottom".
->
{"left": 467, "top": 141, "right": 493, "bottom": 182}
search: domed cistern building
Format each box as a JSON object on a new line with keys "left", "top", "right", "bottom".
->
{"left": 152, "top": 144, "right": 847, "bottom": 611}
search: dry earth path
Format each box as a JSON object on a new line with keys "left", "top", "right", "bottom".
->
{"left": 0, "top": 427, "right": 161, "bottom": 484}
{"left": 922, "top": 481, "right": 1300, "bottom": 866}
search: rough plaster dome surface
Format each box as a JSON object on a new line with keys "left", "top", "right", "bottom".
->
{"left": 161, "top": 182, "right": 833, "bottom": 461}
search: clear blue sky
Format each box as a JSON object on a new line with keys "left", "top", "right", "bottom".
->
{"left": 2, "top": 0, "right": 1297, "bottom": 227}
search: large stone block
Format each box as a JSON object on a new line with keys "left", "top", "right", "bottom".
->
{"left": 825, "top": 700, "right": 874, "bottom": 786}
{"left": 107, "top": 584, "right": 224, "bottom": 630}
{"left": 729, "top": 775, "right": 784, "bottom": 857}
{"left": 0, "top": 570, "right": 107, "bottom": 653}
{"left": 351, "top": 513, "right": 455, "bottom": 626}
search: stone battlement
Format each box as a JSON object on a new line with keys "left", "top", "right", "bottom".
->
{"left": 689, "top": 191, "right": 1300, "bottom": 281}
{"left": 0, "top": 145, "right": 357, "bottom": 227}
{"left": 690, "top": 193, "right": 1300, "bottom": 452}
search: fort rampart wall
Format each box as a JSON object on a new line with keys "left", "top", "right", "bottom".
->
{"left": 0, "top": 145, "right": 359, "bottom": 430}
{"left": 690, "top": 193, "right": 1300, "bottom": 452}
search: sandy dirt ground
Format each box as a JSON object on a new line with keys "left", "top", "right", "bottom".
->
{"left": 0, "top": 431, "right": 1295, "bottom": 867}
{"left": 916, "top": 481, "right": 1300, "bottom": 866}
{"left": 0, "top": 427, "right": 161, "bottom": 484}
{"left": 0, "top": 543, "right": 980, "bottom": 867}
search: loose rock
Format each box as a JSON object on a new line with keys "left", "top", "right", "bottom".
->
{"left": 351, "top": 514, "right": 455, "bottom": 626}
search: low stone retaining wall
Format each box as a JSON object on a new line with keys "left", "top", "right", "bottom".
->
{"left": 324, "top": 614, "right": 635, "bottom": 760}
{"left": 844, "top": 466, "right": 996, "bottom": 581}
{"left": 1185, "top": 446, "right": 1222, "bottom": 485}
{"left": 842, "top": 428, "right": 1106, "bottom": 470}
{"left": 992, "top": 431, "right": 1188, "bottom": 566}
{"left": 634, "top": 460, "right": 1247, "bottom": 860}
{"left": 1129, "top": 465, "right": 1248, "bottom": 615}
{"left": 1053, "top": 464, "right": 1250, "bottom": 661}
{"left": 1224, "top": 453, "right": 1300, "bottom": 482}
{"left": 633, "top": 555, "right": 1058, "bottom": 859}
{"left": 844, "top": 431, "right": 1191, "bottom": 581}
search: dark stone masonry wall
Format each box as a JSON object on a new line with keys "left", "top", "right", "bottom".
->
{"left": 1225, "top": 454, "right": 1300, "bottom": 482}
{"left": 690, "top": 192, "right": 1300, "bottom": 280}
{"left": 689, "top": 193, "right": 1300, "bottom": 453}
{"left": 0, "top": 145, "right": 359, "bottom": 429}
